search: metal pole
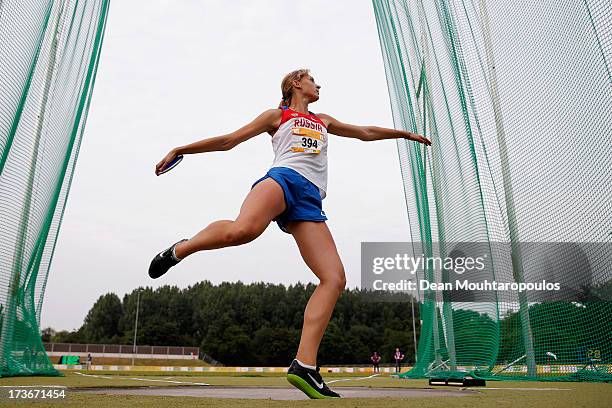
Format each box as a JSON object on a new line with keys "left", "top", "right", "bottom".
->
{"left": 131, "top": 290, "right": 140, "bottom": 366}
{"left": 479, "top": 0, "right": 536, "bottom": 377}
{"left": 410, "top": 295, "right": 418, "bottom": 362}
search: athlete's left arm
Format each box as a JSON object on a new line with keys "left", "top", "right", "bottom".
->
{"left": 317, "top": 113, "right": 431, "bottom": 146}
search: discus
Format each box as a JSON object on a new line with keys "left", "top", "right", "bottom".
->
{"left": 158, "top": 155, "right": 183, "bottom": 175}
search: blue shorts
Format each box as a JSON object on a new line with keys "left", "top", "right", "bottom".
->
{"left": 251, "top": 167, "right": 327, "bottom": 234}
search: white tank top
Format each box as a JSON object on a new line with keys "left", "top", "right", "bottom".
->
{"left": 270, "top": 107, "right": 329, "bottom": 199}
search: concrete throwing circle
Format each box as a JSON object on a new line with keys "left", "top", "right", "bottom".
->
{"left": 76, "top": 386, "right": 477, "bottom": 400}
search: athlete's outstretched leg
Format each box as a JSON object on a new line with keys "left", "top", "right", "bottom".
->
{"left": 285, "top": 221, "right": 345, "bottom": 399}
{"left": 149, "top": 178, "right": 285, "bottom": 279}
{"left": 174, "top": 178, "right": 285, "bottom": 258}
{"left": 288, "top": 221, "right": 346, "bottom": 364}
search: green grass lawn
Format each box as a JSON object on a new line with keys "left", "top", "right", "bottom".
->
{"left": 0, "top": 371, "right": 610, "bottom": 408}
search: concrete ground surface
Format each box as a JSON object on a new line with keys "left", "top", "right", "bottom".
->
{"left": 76, "top": 385, "right": 477, "bottom": 400}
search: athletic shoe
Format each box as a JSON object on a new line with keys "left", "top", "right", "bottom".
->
{"left": 148, "top": 239, "right": 187, "bottom": 279}
{"left": 286, "top": 359, "right": 340, "bottom": 399}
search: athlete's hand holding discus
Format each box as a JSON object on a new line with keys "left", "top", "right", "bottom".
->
{"left": 155, "top": 149, "right": 183, "bottom": 176}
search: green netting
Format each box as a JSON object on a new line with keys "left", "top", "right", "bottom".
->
{"left": 0, "top": 0, "right": 110, "bottom": 377}
{"left": 372, "top": 0, "right": 611, "bottom": 381}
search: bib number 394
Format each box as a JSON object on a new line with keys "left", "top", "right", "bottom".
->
{"left": 291, "top": 127, "right": 323, "bottom": 154}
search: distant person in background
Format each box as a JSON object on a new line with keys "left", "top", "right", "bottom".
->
{"left": 393, "top": 347, "right": 405, "bottom": 373}
{"left": 370, "top": 351, "right": 381, "bottom": 373}
{"left": 23, "top": 346, "right": 31, "bottom": 369}
{"left": 86, "top": 353, "right": 92, "bottom": 370}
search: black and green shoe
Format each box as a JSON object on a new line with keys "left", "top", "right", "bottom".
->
{"left": 148, "top": 239, "right": 187, "bottom": 279}
{"left": 286, "top": 359, "right": 340, "bottom": 399}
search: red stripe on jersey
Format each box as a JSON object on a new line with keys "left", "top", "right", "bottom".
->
{"left": 279, "top": 107, "right": 328, "bottom": 129}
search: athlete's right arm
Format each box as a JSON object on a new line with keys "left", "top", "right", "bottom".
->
{"left": 177, "top": 109, "right": 281, "bottom": 154}
{"left": 156, "top": 109, "right": 281, "bottom": 175}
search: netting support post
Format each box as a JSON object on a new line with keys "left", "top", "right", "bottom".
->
{"left": 479, "top": 0, "right": 536, "bottom": 376}
{"left": 417, "top": 0, "right": 458, "bottom": 371}
{"left": 410, "top": 295, "right": 418, "bottom": 362}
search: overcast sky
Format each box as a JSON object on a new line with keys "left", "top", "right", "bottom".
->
{"left": 42, "top": 0, "right": 413, "bottom": 331}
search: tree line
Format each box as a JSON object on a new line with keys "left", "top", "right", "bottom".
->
{"left": 42, "top": 281, "right": 420, "bottom": 366}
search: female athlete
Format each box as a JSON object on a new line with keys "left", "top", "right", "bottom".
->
{"left": 149, "top": 69, "right": 431, "bottom": 398}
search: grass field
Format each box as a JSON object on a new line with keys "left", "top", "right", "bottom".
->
{"left": 1, "top": 370, "right": 610, "bottom": 407}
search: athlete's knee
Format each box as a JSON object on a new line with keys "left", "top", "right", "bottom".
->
{"left": 224, "top": 222, "right": 262, "bottom": 245}
{"left": 322, "top": 267, "right": 346, "bottom": 294}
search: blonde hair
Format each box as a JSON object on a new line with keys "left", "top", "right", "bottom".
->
{"left": 278, "top": 68, "right": 310, "bottom": 109}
